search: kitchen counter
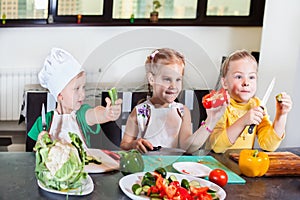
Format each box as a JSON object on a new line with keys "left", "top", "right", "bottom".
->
{"left": 1, "top": 148, "right": 300, "bottom": 199}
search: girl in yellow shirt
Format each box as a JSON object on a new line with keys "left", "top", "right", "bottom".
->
{"left": 210, "top": 50, "right": 293, "bottom": 153}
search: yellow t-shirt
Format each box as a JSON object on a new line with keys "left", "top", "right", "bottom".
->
{"left": 210, "top": 97, "right": 284, "bottom": 153}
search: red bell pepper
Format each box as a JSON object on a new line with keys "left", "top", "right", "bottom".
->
{"left": 202, "top": 88, "right": 228, "bottom": 109}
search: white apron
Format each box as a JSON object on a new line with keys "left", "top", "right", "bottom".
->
{"left": 136, "top": 101, "right": 183, "bottom": 148}
{"left": 48, "top": 110, "right": 88, "bottom": 149}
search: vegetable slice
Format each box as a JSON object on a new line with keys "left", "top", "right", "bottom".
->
{"left": 108, "top": 87, "right": 118, "bottom": 105}
{"left": 202, "top": 88, "right": 228, "bottom": 109}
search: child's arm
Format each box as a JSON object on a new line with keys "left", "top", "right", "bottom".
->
{"left": 272, "top": 92, "right": 292, "bottom": 137}
{"left": 225, "top": 106, "right": 265, "bottom": 144}
{"left": 85, "top": 97, "right": 122, "bottom": 125}
{"left": 120, "top": 108, "right": 153, "bottom": 153}
{"left": 182, "top": 102, "right": 228, "bottom": 154}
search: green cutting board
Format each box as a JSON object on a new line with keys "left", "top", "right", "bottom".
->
{"left": 142, "top": 155, "right": 246, "bottom": 184}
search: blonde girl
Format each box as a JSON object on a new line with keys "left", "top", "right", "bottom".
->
{"left": 120, "top": 48, "right": 228, "bottom": 154}
{"left": 209, "top": 49, "right": 292, "bottom": 153}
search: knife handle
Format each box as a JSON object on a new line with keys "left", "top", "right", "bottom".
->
{"left": 148, "top": 146, "right": 162, "bottom": 151}
{"left": 248, "top": 124, "right": 255, "bottom": 134}
{"left": 248, "top": 106, "right": 264, "bottom": 134}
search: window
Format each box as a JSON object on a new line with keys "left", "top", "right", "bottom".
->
{"left": 57, "top": 0, "right": 104, "bottom": 15}
{"left": 0, "top": 0, "right": 265, "bottom": 26}
{"left": 113, "top": 0, "right": 198, "bottom": 19}
{"left": 0, "top": 0, "right": 48, "bottom": 19}
{"left": 206, "top": 0, "right": 251, "bottom": 16}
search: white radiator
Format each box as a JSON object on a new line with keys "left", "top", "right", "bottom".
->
{"left": 0, "top": 68, "right": 39, "bottom": 121}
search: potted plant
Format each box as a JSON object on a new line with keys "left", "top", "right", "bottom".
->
{"left": 150, "top": 0, "right": 162, "bottom": 23}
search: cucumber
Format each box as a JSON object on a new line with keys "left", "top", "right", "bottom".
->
{"left": 86, "top": 155, "right": 102, "bottom": 164}
{"left": 108, "top": 87, "right": 118, "bottom": 105}
{"left": 144, "top": 172, "right": 155, "bottom": 181}
{"left": 189, "top": 180, "right": 200, "bottom": 188}
{"left": 142, "top": 185, "right": 150, "bottom": 193}
{"left": 208, "top": 188, "right": 219, "bottom": 200}
{"left": 150, "top": 193, "right": 161, "bottom": 198}
{"left": 155, "top": 167, "right": 167, "bottom": 178}
{"left": 168, "top": 175, "right": 177, "bottom": 183}
{"left": 141, "top": 178, "right": 155, "bottom": 187}
{"left": 181, "top": 179, "right": 190, "bottom": 190}
{"left": 276, "top": 93, "right": 282, "bottom": 102}
{"left": 132, "top": 183, "right": 142, "bottom": 195}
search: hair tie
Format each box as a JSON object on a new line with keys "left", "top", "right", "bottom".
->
{"left": 150, "top": 50, "right": 159, "bottom": 60}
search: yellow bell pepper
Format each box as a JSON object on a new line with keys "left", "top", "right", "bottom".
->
{"left": 238, "top": 149, "right": 270, "bottom": 177}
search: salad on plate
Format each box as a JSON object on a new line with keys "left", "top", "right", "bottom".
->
{"left": 119, "top": 167, "right": 226, "bottom": 200}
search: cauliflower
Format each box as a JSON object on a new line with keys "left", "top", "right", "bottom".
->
{"left": 34, "top": 132, "right": 87, "bottom": 191}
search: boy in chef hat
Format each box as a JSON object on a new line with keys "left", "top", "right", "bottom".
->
{"left": 27, "top": 48, "right": 122, "bottom": 148}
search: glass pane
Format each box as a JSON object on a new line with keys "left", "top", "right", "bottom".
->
{"left": 0, "top": 0, "right": 48, "bottom": 19}
{"left": 207, "top": 0, "right": 251, "bottom": 16}
{"left": 113, "top": 0, "right": 198, "bottom": 19}
{"left": 57, "top": 0, "right": 104, "bottom": 15}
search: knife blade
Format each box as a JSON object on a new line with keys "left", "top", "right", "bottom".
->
{"left": 248, "top": 77, "right": 276, "bottom": 134}
{"left": 41, "top": 103, "right": 47, "bottom": 131}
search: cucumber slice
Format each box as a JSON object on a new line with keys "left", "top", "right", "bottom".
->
{"left": 189, "top": 180, "right": 200, "bottom": 188}
{"left": 142, "top": 185, "right": 150, "bottom": 193}
{"left": 154, "top": 167, "right": 167, "bottom": 178}
{"left": 168, "top": 175, "right": 177, "bottom": 183}
{"left": 132, "top": 183, "right": 142, "bottom": 195}
{"left": 144, "top": 172, "right": 155, "bottom": 181}
{"left": 181, "top": 179, "right": 190, "bottom": 190}
{"left": 141, "top": 178, "right": 155, "bottom": 187}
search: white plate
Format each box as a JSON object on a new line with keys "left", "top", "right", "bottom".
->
{"left": 84, "top": 148, "right": 119, "bottom": 173}
{"left": 173, "top": 162, "right": 212, "bottom": 177}
{"left": 37, "top": 175, "right": 94, "bottom": 196}
{"left": 119, "top": 172, "right": 226, "bottom": 200}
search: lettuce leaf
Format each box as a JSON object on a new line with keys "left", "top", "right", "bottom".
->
{"left": 34, "top": 132, "right": 87, "bottom": 191}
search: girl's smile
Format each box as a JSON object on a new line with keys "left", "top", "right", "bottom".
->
{"left": 150, "top": 64, "right": 184, "bottom": 106}
{"left": 222, "top": 58, "right": 257, "bottom": 104}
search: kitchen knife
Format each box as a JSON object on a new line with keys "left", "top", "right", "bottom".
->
{"left": 41, "top": 103, "right": 47, "bottom": 131}
{"left": 248, "top": 77, "right": 276, "bottom": 134}
{"left": 147, "top": 146, "right": 186, "bottom": 155}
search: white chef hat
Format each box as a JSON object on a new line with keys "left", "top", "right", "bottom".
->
{"left": 38, "top": 48, "right": 84, "bottom": 101}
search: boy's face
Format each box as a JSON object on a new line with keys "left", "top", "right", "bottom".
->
{"left": 150, "top": 63, "right": 183, "bottom": 104}
{"left": 222, "top": 58, "right": 257, "bottom": 104}
{"left": 59, "top": 73, "right": 86, "bottom": 113}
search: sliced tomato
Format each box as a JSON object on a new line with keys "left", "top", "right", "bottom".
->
{"left": 190, "top": 186, "right": 209, "bottom": 196}
{"left": 165, "top": 184, "right": 178, "bottom": 199}
{"left": 169, "top": 181, "right": 180, "bottom": 188}
{"left": 155, "top": 174, "right": 166, "bottom": 190}
{"left": 192, "top": 192, "right": 213, "bottom": 200}
{"left": 147, "top": 185, "right": 160, "bottom": 196}
{"left": 202, "top": 88, "right": 228, "bottom": 109}
{"left": 174, "top": 187, "right": 192, "bottom": 200}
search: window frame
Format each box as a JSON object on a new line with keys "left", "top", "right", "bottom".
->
{"left": 0, "top": 0, "right": 265, "bottom": 27}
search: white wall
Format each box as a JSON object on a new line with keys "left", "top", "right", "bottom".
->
{"left": 0, "top": 26, "right": 261, "bottom": 72}
{"left": 258, "top": 0, "right": 300, "bottom": 147}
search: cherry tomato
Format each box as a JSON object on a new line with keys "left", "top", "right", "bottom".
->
{"left": 208, "top": 169, "right": 228, "bottom": 187}
{"left": 202, "top": 88, "right": 228, "bottom": 109}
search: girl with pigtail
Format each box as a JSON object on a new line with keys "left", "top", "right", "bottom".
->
{"left": 120, "top": 48, "right": 228, "bottom": 154}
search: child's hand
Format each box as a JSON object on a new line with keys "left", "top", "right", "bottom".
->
{"left": 37, "top": 131, "right": 49, "bottom": 141}
{"left": 104, "top": 97, "right": 123, "bottom": 121}
{"left": 276, "top": 92, "right": 292, "bottom": 115}
{"left": 243, "top": 106, "right": 264, "bottom": 126}
{"left": 132, "top": 138, "right": 152, "bottom": 154}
